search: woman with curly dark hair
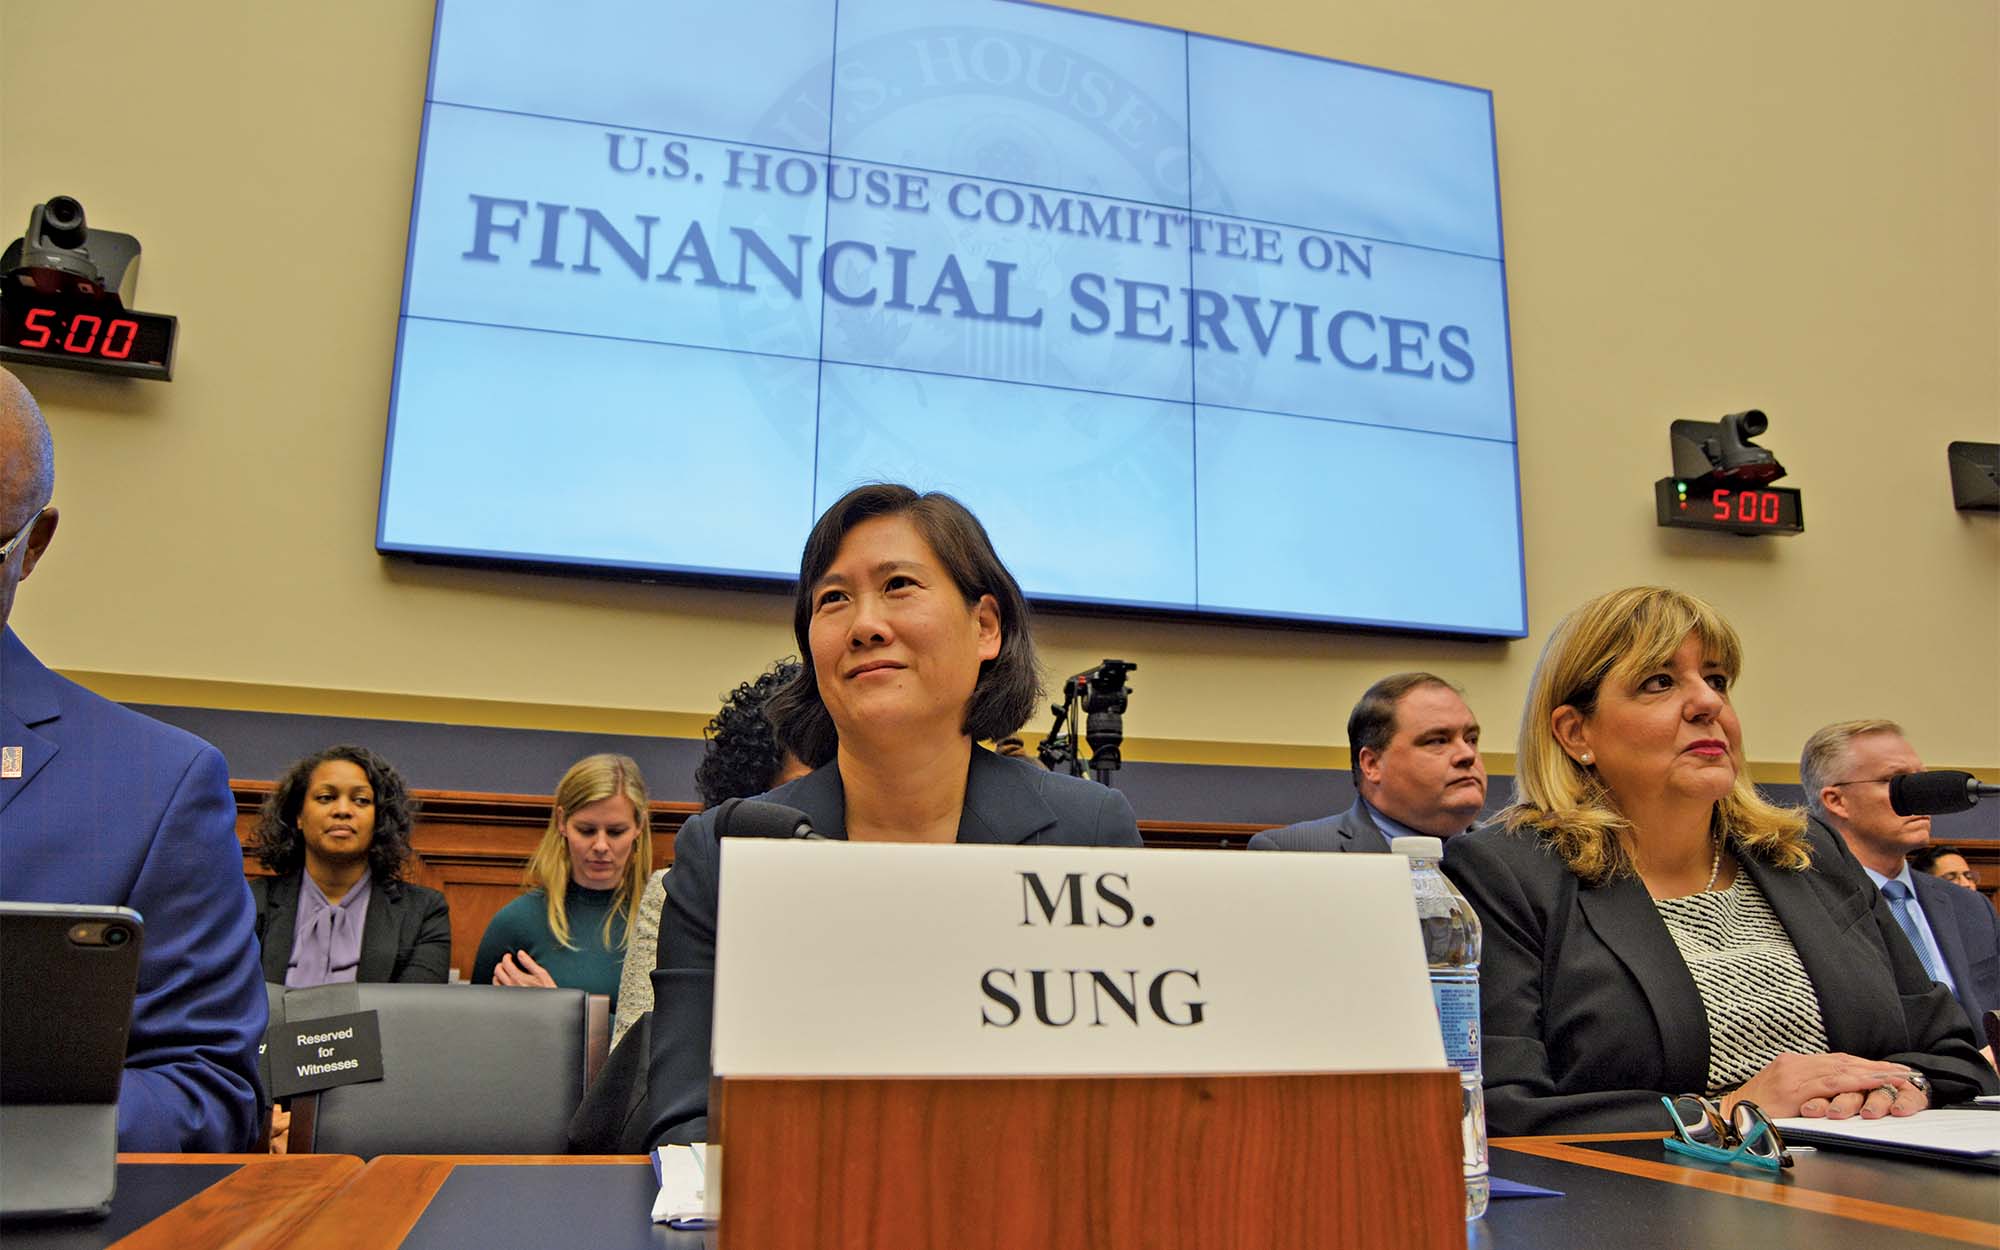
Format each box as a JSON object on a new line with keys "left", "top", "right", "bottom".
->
{"left": 692, "top": 659, "right": 810, "bottom": 810}
{"left": 249, "top": 745, "right": 451, "bottom": 987}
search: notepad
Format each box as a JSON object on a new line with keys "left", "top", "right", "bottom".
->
{"left": 650, "top": 1143, "right": 715, "bottom": 1229}
{"left": 1774, "top": 1110, "right": 2000, "bottom": 1165}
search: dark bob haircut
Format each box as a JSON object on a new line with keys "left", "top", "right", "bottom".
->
{"left": 694, "top": 658, "right": 802, "bottom": 807}
{"left": 252, "top": 744, "right": 420, "bottom": 886}
{"left": 766, "top": 483, "right": 1042, "bottom": 767}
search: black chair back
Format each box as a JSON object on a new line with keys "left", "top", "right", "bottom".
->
{"left": 285, "top": 984, "right": 592, "bottom": 1157}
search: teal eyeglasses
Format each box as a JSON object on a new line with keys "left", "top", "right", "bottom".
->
{"left": 1661, "top": 1094, "right": 1793, "bottom": 1171}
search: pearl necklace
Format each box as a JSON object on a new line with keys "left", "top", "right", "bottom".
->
{"left": 1703, "top": 834, "right": 1723, "bottom": 892}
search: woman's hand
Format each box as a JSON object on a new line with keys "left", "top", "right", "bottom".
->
{"left": 268, "top": 1104, "right": 291, "bottom": 1154}
{"left": 1725, "top": 1051, "right": 1927, "bottom": 1120}
{"left": 491, "top": 949, "right": 558, "bottom": 989}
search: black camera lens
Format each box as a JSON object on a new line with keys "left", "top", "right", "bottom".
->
{"left": 104, "top": 926, "right": 131, "bottom": 947}
{"left": 1728, "top": 409, "right": 1768, "bottom": 439}
{"left": 40, "top": 196, "right": 88, "bottom": 250}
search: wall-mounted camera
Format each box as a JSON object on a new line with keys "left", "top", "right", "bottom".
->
{"left": 1946, "top": 441, "right": 1998, "bottom": 512}
{"left": 0, "top": 196, "right": 179, "bottom": 381}
{"left": 1670, "top": 409, "right": 1785, "bottom": 483}
{"left": 1655, "top": 409, "right": 1803, "bottom": 536}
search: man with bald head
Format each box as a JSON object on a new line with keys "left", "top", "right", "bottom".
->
{"left": 1, "top": 366, "right": 266, "bottom": 1151}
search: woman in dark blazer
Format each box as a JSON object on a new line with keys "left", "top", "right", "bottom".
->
{"left": 249, "top": 745, "right": 451, "bottom": 986}
{"left": 643, "top": 484, "right": 1144, "bottom": 1147}
{"left": 1443, "top": 587, "right": 1994, "bottom": 1137}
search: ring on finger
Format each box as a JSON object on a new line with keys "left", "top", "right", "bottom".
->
{"left": 1873, "top": 1084, "right": 1898, "bottom": 1102}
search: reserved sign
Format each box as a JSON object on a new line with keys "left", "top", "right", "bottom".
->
{"left": 266, "top": 1010, "right": 386, "bottom": 1097}
{"left": 712, "top": 842, "right": 1446, "bottom": 1077}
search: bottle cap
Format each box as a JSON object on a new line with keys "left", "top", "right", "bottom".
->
{"left": 1390, "top": 835, "right": 1445, "bottom": 859}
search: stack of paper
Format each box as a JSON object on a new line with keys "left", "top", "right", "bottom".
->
{"left": 1774, "top": 1110, "right": 2000, "bottom": 1165}
{"left": 650, "top": 1143, "right": 715, "bottom": 1229}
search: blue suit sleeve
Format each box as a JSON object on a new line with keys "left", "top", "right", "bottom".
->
{"left": 1968, "top": 894, "right": 2000, "bottom": 1022}
{"left": 118, "top": 745, "right": 267, "bottom": 1152}
{"left": 1940, "top": 883, "right": 2000, "bottom": 1026}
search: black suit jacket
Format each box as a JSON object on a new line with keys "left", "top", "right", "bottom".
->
{"left": 1441, "top": 819, "right": 1996, "bottom": 1137}
{"left": 250, "top": 872, "right": 453, "bottom": 985}
{"left": 1247, "top": 798, "right": 1393, "bottom": 853}
{"left": 644, "top": 747, "right": 1145, "bottom": 1147}
{"left": 1908, "top": 860, "right": 2000, "bottom": 1034}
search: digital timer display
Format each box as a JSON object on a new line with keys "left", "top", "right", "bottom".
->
{"left": 1654, "top": 478, "right": 1803, "bottom": 536}
{"left": 0, "top": 298, "right": 177, "bottom": 380}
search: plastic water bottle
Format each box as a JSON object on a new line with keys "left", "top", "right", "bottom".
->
{"left": 1392, "top": 835, "right": 1488, "bottom": 1221}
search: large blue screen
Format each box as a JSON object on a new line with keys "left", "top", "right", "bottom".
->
{"left": 379, "top": 0, "right": 1527, "bottom": 636}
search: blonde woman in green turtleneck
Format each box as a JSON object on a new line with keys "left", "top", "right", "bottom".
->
{"left": 472, "top": 753, "right": 653, "bottom": 1013}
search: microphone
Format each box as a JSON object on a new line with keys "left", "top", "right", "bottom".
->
{"left": 1888, "top": 771, "right": 2000, "bottom": 817}
{"left": 709, "top": 797, "right": 820, "bottom": 839}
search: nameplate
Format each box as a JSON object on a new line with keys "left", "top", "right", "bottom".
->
{"left": 712, "top": 841, "right": 1446, "bottom": 1077}
{"left": 266, "top": 1010, "right": 386, "bottom": 1096}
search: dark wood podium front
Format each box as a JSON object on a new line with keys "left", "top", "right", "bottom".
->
{"left": 712, "top": 1070, "right": 1466, "bottom": 1250}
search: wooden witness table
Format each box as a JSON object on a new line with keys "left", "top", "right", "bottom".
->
{"left": 13, "top": 1134, "right": 1997, "bottom": 1249}
{"left": 0, "top": 1154, "right": 361, "bottom": 1250}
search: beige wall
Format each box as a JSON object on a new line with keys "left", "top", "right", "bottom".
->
{"left": 3, "top": 0, "right": 1995, "bottom": 772}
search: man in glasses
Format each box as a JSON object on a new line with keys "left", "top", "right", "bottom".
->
{"left": 0, "top": 367, "right": 266, "bottom": 1150}
{"left": 1801, "top": 719, "right": 1999, "bottom": 1050}
{"left": 1910, "top": 844, "right": 1984, "bottom": 893}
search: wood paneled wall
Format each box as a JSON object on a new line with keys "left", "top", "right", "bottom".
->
{"left": 232, "top": 782, "right": 1267, "bottom": 982}
{"left": 235, "top": 782, "right": 2000, "bottom": 983}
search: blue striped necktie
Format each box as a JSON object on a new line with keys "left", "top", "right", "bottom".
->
{"left": 1880, "top": 879, "right": 1950, "bottom": 987}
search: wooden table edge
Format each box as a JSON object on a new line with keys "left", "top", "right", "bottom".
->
{"left": 1492, "top": 1132, "right": 2000, "bottom": 1247}
{"left": 363, "top": 1154, "right": 651, "bottom": 1165}
{"left": 279, "top": 1157, "right": 457, "bottom": 1250}
{"left": 115, "top": 1154, "right": 360, "bottom": 1165}
{"left": 106, "top": 1153, "right": 364, "bottom": 1250}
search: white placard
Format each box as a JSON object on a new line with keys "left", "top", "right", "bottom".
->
{"left": 711, "top": 841, "right": 1448, "bottom": 1077}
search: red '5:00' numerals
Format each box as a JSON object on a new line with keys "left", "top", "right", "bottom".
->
{"left": 1712, "top": 489, "right": 1782, "bottom": 525}
{"left": 16, "top": 307, "right": 141, "bottom": 359}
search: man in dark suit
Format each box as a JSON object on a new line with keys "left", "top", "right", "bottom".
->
{"left": 1249, "top": 672, "right": 1487, "bottom": 852}
{"left": 1802, "top": 718, "right": 2000, "bottom": 1041}
{"left": 0, "top": 368, "right": 266, "bottom": 1150}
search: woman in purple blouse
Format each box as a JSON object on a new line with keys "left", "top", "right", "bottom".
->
{"left": 248, "top": 744, "right": 451, "bottom": 986}
{"left": 247, "top": 744, "right": 451, "bottom": 1151}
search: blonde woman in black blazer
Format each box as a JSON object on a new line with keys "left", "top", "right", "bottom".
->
{"left": 1442, "top": 587, "right": 1994, "bottom": 1137}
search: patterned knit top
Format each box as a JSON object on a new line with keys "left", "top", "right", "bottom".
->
{"left": 1653, "top": 872, "right": 1829, "bottom": 1094}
